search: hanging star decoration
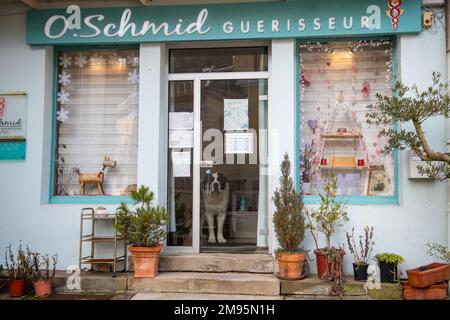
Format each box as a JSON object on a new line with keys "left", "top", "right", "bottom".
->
{"left": 74, "top": 54, "right": 88, "bottom": 68}
{"left": 128, "top": 69, "right": 139, "bottom": 84}
{"left": 57, "top": 107, "right": 69, "bottom": 122}
{"left": 59, "top": 54, "right": 72, "bottom": 68}
{"left": 57, "top": 88, "right": 70, "bottom": 104}
{"left": 58, "top": 71, "right": 72, "bottom": 86}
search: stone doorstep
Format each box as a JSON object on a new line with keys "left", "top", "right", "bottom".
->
{"left": 53, "top": 271, "right": 280, "bottom": 296}
{"left": 128, "top": 253, "right": 275, "bottom": 274}
{"left": 128, "top": 272, "right": 280, "bottom": 296}
{"left": 280, "top": 277, "right": 368, "bottom": 296}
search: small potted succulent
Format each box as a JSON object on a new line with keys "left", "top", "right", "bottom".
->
{"left": 346, "top": 226, "right": 375, "bottom": 281}
{"left": 31, "top": 252, "right": 58, "bottom": 298}
{"left": 115, "top": 185, "right": 169, "bottom": 278}
{"left": 4, "top": 243, "right": 32, "bottom": 297}
{"left": 374, "top": 252, "right": 404, "bottom": 283}
{"left": 273, "top": 153, "right": 307, "bottom": 280}
{"left": 305, "top": 174, "right": 349, "bottom": 279}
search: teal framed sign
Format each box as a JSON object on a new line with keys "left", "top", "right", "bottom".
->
{"left": 0, "top": 92, "right": 27, "bottom": 161}
{"left": 27, "top": 0, "right": 421, "bottom": 45}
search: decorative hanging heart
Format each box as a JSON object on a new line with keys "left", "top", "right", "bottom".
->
{"left": 361, "top": 80, "right": 371, "bottom": 97}
{"left": 301, "top": 70, "right": 312, "bottom": 87}
{"left": 307, "top": 119, "right": 318, "bottom": 134}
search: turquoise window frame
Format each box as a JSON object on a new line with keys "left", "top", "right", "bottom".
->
{"left": 49, "top": 44, "right": 139, "bottom": 205}
{"left": 295, "top": 36, "right": 399, "bottom": 206}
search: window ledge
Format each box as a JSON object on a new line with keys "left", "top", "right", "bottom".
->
{"left": 49, "top": 196, "right": 133, "bottom": 205}
{"left": 303, "top": 195, "right": 399, "bottom": 206}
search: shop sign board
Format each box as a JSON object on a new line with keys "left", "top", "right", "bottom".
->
{"left": 27, "top": 0, "right": 421, "bottom": 45}
{"left": 0, "top": 92, "right": 27, "bottom": 161}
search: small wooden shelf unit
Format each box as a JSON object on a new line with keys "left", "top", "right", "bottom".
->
{"left": 79, "top": 208, "right": 127, "bottom": 275}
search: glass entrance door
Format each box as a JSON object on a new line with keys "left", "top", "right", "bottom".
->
{"left": 167, "top": 46, "right": 269, "bottom": 254}
{"left": 200, "top": 79, "right": 268, "bottom": 252}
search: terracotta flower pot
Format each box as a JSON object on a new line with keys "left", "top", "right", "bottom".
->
{"left": 129, "top": 244, "right": 164, "bottom": 278}
{"left": 277, "top": 252, "right": 306, "bottom": 280}
{"left": 401, "top": 281, "right": 448, "bottom": 300}
{"left": 314, "top": 249, "right": 345, "bottom": 280}
{"left": 9, "top": 279, "right": 27, "bottom": 297}
{"left": 33, "top": 279, "right": 52, "bottom": 298}
{"left": 406, "top": 263, "right": 450, "bottom": 288}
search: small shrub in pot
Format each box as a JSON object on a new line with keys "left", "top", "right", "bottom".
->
{"left": 115, "top": 185, "right": 169, "bottom": 278}
{"left": 374, "top": 252, "right": 404, "bottom": 283}
{"left": 273, "top": 153, "right": 307, "bottom": 280}
{"left": 346, "top": 226, "right": 375, "bottom": 281}
{"left": 4, "top": 243, "right": 33, "bottom": 297}
{"left": 31, "top": 252, "right": 58, "bottom": 298}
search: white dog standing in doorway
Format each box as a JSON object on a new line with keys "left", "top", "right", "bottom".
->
{"left": 203, "top": 171, "right": 229, "bottom": 243}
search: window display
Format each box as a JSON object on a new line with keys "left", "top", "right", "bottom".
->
{"left": 299, "top": 40, "right": 395, "bottom": 196}
{"left": 53, "top": 48, "right": 139, "bottom": 197}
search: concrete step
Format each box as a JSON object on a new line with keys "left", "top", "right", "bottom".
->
{"left": 280, "top": 277, "right": 367, "bottom": 296}
{"left": 159, "top": 253, "right": 275, "bottom": 273}
{"left": 129, "top": 272, "right": 280, "bottom": 296}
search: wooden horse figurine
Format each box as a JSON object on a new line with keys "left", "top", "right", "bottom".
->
{"left": 78, "top": 156, "right": 117, "bottom": 195}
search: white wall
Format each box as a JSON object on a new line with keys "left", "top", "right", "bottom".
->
{"left": 0, "top": 7, "right": 448, "bottom": 277}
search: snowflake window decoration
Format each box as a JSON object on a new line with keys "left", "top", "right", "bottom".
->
{"left": 127, "top": 54, "right": 139, "bottom": 67}
{"left": 128, "top": 87, "right": 139, "bottom": 101}
{"left": 57, "top": 107, "right": 70, "bottom": 122}
{"left": 74, "top": 54, "right": 88, "bottom": 68}
{"left": 128, "top": 69, "right": 139, "bottom": 84}
{"left": 59, "top": 54, "right": 72, "bottom": 68}
{"left": 108, "top": 54, "right": 119, "bottom": 65}
{"left": 58, "top": 71, "right": 72, "bottom": 86}
{"left": 57, "top": 88, "right": 70, "bottom": 104}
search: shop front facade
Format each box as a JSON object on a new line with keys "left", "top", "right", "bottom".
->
{"left": 0, "top": 0, "right": 448, "bottom": 275}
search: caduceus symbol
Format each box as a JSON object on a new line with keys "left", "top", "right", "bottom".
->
{"left": 387, "top": 0, "right": 404, "bottom": 31}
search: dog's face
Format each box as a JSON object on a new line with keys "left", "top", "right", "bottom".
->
{"left": 204, "top": 171, "right": 227, "bottom": 193}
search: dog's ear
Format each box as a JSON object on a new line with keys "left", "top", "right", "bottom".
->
{"left": 217, "top": 173, "right": 227, "bottom": 190}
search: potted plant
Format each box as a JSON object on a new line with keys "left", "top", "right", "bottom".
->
{"left": 4, "top": 243, "right": 32, "bottom": 297}
{"left": 305, "top": 174, "right": 349, "bottom": 279}
{"left": 273, "top": 153, "right": 307, "bottom": 280}
{"left": 0, "top": 264, "right": 7, "bottom": 291}
{"left": 374, "top": 252, "right": 404, "bottom": 283}
{"left": 404, "top": 242, "right": 450, "bottom": 288}
{"left": 346, "top": 226, "right": 375, "bottom": 281}
{"left": 31, "top": 252, "right": 58, "bottom": 298}
{"left": 115, "top": 185, "right": 169, "bottom": 278}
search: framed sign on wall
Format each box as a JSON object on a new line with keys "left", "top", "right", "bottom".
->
{"left": 0, "top": 92, "right": 27, "bottom": 160}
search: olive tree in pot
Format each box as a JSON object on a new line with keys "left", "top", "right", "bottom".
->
{"left": 30, "top": 252, "right": 58, "bottom": 298}
{"left": 115, "top": 185, "right": 169, "bottom": 278}
{"left": 305, "top": 174, "right": 349, "bottom": 280}
{"left": 273, "top": 153, "right": 306, "bottom": 280}
{"left": 346, "top": 226, "right": 375, "bottom": 281}
{"left": 374, "top": 253, "right": 404, "bottom": 283}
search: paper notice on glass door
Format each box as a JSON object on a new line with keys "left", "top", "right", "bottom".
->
{"left": 172, "top": 151, "right": 191, "bottom": 177}
{"left": 225, "top": 132, "right": 253, "bottom": 154}
{"left": 224, "top": 99, "right": 249, "bottom": 131}
{"left": 169, "top": 130, "right": 193, "bottom": 148}
{"left": 169, "top": 112, "right": 194, "bottom": 130}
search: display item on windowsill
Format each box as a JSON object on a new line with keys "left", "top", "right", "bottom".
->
{"left": 77, "top": 156, "right": 117, "bottom": 195}
{"left": 239, "top": 196, "right": 248, "bottom": 212}
{"left": 337, "top": 128, "right": 347, "bottom": 134}
{"left": 357, "top": 159, "right": 365, "bottom": 167}
{"left": 95, "top": 206, "right": 107, "bottom": 217}
{"left": 321, "top": 158, "right": 327, "bottom": 166}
